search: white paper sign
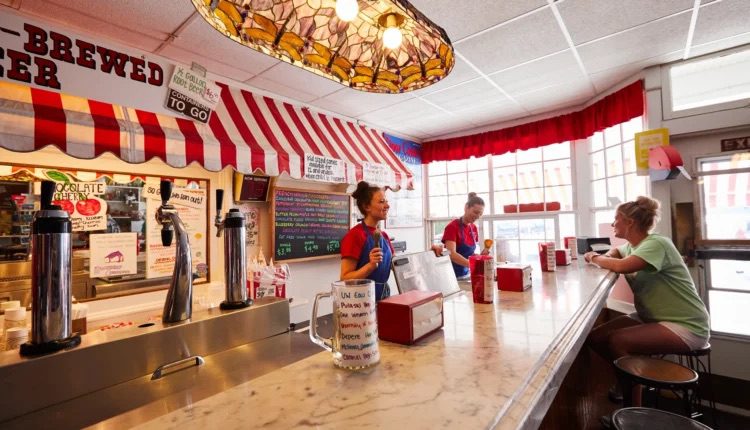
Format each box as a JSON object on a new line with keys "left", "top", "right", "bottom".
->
{"left": 37, "top": 175, "right": 108, "bottom": 232}
{"left": 142, "top": 184, "right": 205, "bottom": 209}
{"left": 168, "top": 65, "right": 220, "bottom": 108}
{"left": 89, "top": 233, "right": 137, "bottom": 278}
{"left": 363, "top": 162, "right": 394, "bottom": 188}
{"left": 304, "top": 154, "right": 347, "bottom": 183}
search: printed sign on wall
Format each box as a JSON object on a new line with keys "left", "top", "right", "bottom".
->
{"left": 165, "top": 65, "right": 220, "bottom": 123}
{"left": 384, "top": 134, "right": 422, "bottom": 228}
{"left": 363, "top": 162, "right": 394, "bottom": 188}
{"left": 635, "top": 128, "right": 670, "bottom": 175}
{"left": 89, "top": 233, "right": 137, "bottom": 278}
{"left": 304, "top": 153, "right": 347, "bottom": 183}
{"left": 36, "top": 169, "right": 108, "bottom": 231}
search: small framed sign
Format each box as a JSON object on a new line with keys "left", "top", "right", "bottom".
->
{"left": 720, "top": 136, "right": 750, "bottom": 152}
{"left": 233, "top": 173, "right": 271, "bottom": 202}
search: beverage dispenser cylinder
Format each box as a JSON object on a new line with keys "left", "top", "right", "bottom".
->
{"left": 20, "top": 181, "right": 81, "bottom": 356}
{"left": 215, "top": 189, "right": 251, "bottom": 310}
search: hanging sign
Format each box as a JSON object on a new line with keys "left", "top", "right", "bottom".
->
{"left": 634, "top": 128, "right": 670, "bottom": 175}
{"left": 303, "top": 154, "right": 347, "bottom": 183}
{"left": 142, "top": 183, "right": 205, "bottom": 208}
{"left": 384, "top": 134, "right": 422, "bottom": 228}
{"left": 35, "top": 169, "right": 107, "bottom": 231}
{"left": 89, "top": 233, "right": 138, "bottom": 278}
{"left": 720, "top": 136, "right": 750, "bottom": 152}
{"left": 165, "top": 65, "right": 220, "bottom": 123}
{"left": 363, "top": 162, "right": 394, "bottom": 187}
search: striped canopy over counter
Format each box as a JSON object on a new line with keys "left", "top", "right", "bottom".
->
{"left": 0, "top": 81, "right": 413, "bottom": 190}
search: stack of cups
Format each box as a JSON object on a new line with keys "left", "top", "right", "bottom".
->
{"left": 5, "top": 327, "right": 28, "bottom": 350}
{"left": 3, "top": 306, "right": 27, "bottom": 351}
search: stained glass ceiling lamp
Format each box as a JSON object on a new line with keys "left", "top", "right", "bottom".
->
{"left": 192, "top": 0, "right": 454, "bottom": 94}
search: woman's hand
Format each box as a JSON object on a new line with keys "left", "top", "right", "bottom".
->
{"left": 368, "top": 247, "right": 383, "bottom": 267}
{"left": 584, "top": 251, "right": 599, "bottom": 263}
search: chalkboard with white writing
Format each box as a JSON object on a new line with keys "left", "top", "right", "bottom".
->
{"left": 272, "top": 188, "right": 350, "bottom": 262}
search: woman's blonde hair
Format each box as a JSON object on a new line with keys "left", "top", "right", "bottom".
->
{"left": 617, "top": 196, "right": 661, "bottom": 232}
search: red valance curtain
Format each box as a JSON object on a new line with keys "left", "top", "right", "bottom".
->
{"left": 422, "top": 80, "right": 645, "bottom": 163}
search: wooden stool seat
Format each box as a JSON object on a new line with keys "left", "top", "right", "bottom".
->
{"left": 612, "top": 407, "right": 713, "bottom": 429}
{"left": 684, "top": 343, "right": 711, "bottom": 357}
{"left": 615, "top": 356, "right": 698, "bottom": 387}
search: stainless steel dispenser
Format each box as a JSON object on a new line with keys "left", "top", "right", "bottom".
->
{"left": 20, "top": 180, "right": 81, "bottom": 356}
{"left": 155, "top": 180, "right": 193, "bottom": 323}
{"left": 214, "top": 189, "right": 251, "bottom": 310}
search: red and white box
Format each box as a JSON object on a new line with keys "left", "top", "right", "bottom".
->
{"left": 377, "top": 290, "right": 444, "bottom": 345}
{"left": 555, "top": 249, "right": 572, "bottom": 266}
{"left": 564, "top": 236, "right": 578, "bottom": 259}
{"left": 496, "top": 263, "right": 533, "bottom": 292}
{"left": 539, "top": 242, "right": 556, "bottom": 272}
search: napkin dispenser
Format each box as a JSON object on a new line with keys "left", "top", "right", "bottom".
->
{"left": 497, "top": 263, "right": 533, "bottom": 292}
{"left": 377, "top": 290, "right": 443, "bottom": 345}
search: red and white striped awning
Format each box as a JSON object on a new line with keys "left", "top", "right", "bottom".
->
{"left": 0, "top": 81, "right": 413, "bottom": 190}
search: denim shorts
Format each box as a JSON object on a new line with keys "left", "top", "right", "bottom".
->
{"left": 628, "top": 312, "right": 709, "bottom": 351}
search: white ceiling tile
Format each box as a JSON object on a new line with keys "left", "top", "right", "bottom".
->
{"left": 412, "top": 56, "right": 482, "bottom": 96}
{"left": 312, "top": 88, "right": 416, "bottom": 118}
{"left": 243, "top": 76, "right": 319, "bottom": 103}
{"left": 159, "top": 44, "right": 254, "bottom": 83}
{"left": 19, "top": 0, "right": 188, "bottom": 52}
{"left": 689, "top": 32, "right": 750, "bottom": 59}
{"left": 251, "top": 63, "right": 344, "bottom": 99}
{"left": 558, "top": 0, "right": 695, "bottom": 45}
{"left": 360, "top": 98, "right": 446, "bottom": 124}
{"left": 691, "top": 0, "right": 750, "bottom": 46}
{"left": 517, "top": 81, "right": 594, "bottom": 113}
{"left": 457, "top": 7, "right": 569, "bottom": 74}
{"left": 453, "top": 103, "right": 527, "bottom": 127}
{"left": 408, "top": 0, "right": 547, "bottom": 42}
{"left": 589, "top": 51, "right": 683, "bottom": 93}
{"left": 489, "top": 50, "right": 583, "bottom": 95}
{"left": 422, "top": 80, "right": 508, "bottom": 111}
{"left": 171, "top": 16, "right": 279, "bottom": 76}
{"left": 577, "top": 13, "right": 692, "bottom": 74}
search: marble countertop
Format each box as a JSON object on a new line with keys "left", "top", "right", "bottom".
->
{"left": 133, "top": 261, "right": 617, "bottom": 430}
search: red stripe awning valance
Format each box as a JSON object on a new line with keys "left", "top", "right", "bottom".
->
{"left": 0, "top": 81, "right": 414, "bottom": 190}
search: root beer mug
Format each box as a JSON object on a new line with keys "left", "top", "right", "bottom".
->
{"left": 310, "top": 279, "right": 380, "bottom": 370}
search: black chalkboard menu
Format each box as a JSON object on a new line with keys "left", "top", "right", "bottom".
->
{"left": 272, "top": 188, "right": 350, "bottom": 261}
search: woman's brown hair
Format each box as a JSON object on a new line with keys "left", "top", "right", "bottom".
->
{"left": 352, "top": 181, "right": 382, "bottom": 215}
{"left": 617, "top": 196, "right": 661, "bottom": 232}
{"left": 466, "top": 192, "right": 485, "bottom": 208}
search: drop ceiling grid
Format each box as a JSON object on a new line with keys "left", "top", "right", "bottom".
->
{"left": 691, "top": 0, "right": 750, "bottom": 45}
{"left": 251, "top": 63, "right": 345, "bottom": 100}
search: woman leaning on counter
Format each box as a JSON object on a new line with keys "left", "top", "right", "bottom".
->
{"left": 585, "top": 196, "right": 710, "bottom": 365}
{"left": 441, "top": 193, "right": 489, "bottom": 279}
{"left": 340, "top": 181, "right": 394, "bottom": 302}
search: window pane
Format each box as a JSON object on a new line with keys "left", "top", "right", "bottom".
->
{"left": 518, "top": 187, "right": 544, "bottom": 205}
{"left": 467, "top": 156, "right": 488, "bottom": 171}
{"left": 519, "top": 240, "right": 540, "bottom": 265}
{"left": 448, "top": 195, "right": 465, "bottom": 217}
{"left": 543, "top": 142, "right": 570, "bottom": 160}
{"left": 708, "top": 290, "right": 750, "bottom": 336}
{"left": 429, "top": 196, "right": 448, "bottom": 217}
{"left": 428, "top": 161, "right": 446, "bottom": 176}
{"left": 622, "top": 140, "right": 637, "bottom": 173}
{"left": 625, "top": 174, "right": 648, "bottom": 201}
{"left": 594, "top": 210, "right": 615, "bottom": 232}
{"left": 517, "top": 163, "right": 543, "bottom": 189}
{"left": 545, "top": 219, "right": 555, "bottom": 240}
{"left": 516, "top": 147, "right": 542, "bottom": 164}
{"left": 604, "top": 124, "right": 621, "bottom": 147}
{"left": 493, "top": 219, "right": 519, "bottom": 239}
{"left": 607, "top": 176, "right": 625, "bottom": 205}
{"left": 432, "top": 219, "right": 451, "bottom": 242}
{"left": 494, "top": 191, "right": 518, "bottom": 213}
{"left": 546, "top": 185, "right": 573, "bottom": 211}
{"left": 519, "top": 218, "right": 546, "bottom": 240}
{"left": 492, "top": 152, "right": 516, "bottom": 167}
{"left": 593, "top": 180, "right": 607, "bottom": 207}
{"left": 606, "top": 146, "right": 623, "bottom": 176}
{"left": 429, "top": 175, "right": 447, "bottom": 196}
{"left": 559, "top": 213, "right": 577, "bottom": 240}
{"left": 500, "top": 239, "right": 521, "bottom": 263}
{"left": 670, "top": 48, "right": 750, "bottom": 112}
{"left": 447, "top": 173, "right": 467, "bottom": 195}
{"left": 702, "top": 171, "right": 750, "bottom": 239}
{"left": 622, "top": 117, "right": 643, "bottom": 141}
{"left": 476, "top": 193, "right": 490, "bottom": 209}
{"left": 544, "top": 159, "right": 571, "bottom": 186}
{"left": 700, "top": 154, "right": 750, "bottom": 171}
{"left": 494, "top": 166, "right": 517, "bottom": 190}
{"left": 467, "top": 170, "right": 489, "bottom": 193}
{"left": 590, "top": 132, "right": 604, "bottom": 152}
{"left": 709, "top": 259, "right": 750, "bottom": 292}
{"left": 446, "top": 159, "right": 467, "bottom": 174}
{"left": 591, "top": 151, "right": 606, "bottom": 180}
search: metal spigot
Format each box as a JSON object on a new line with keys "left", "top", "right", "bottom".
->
{"left": 214, "top": 189, "right": 251, "bottom": 310}
{"left": 155, "top": 180, "right": 193, "bottom": 323}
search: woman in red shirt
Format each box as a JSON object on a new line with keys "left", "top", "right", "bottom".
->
{"left": 441, "top": 193, "right": 489, "bottom": 279}
{"left": 340, "top": 181, "right": 394, "bottom": 301}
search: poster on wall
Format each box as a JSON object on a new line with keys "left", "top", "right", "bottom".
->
{"left": 363, "top": 162, "right": 395, "bottom": 187}
{"left": 36, "top": 169, "right": 108, "bottom": 231}
{"left": 383, "top": 134, "right": 423, "bottom": 228}
{"left": 144, "top": 187, "right": 207, "bottom": 279}
{"left": 303, "top": 154, "right": 347, "bottom": 183}
{"left": 89, "top": 233, "right": 138, "bottom": 278}
{"left": 634, "top": 128, "right": 669, "bottom": 176}
{"left": 238, "top": 204, "right": 260, "bottom": 247}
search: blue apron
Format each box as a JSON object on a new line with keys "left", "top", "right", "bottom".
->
{"left": 447, "top": 218, "right": 476, "bottom": 278}
{"left": 356, "top": 222, "right": 392, "bottom": 301}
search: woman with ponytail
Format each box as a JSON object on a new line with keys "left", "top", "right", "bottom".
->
{"left": 441, "top": 192, "right": 489, "bottom": 279}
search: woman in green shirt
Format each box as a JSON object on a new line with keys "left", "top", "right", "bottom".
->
{"left": 584, "top": 196, "right": 710, "bottom": 399}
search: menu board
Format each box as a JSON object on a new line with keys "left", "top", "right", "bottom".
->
{"left": 272, "top": 188, "right": 350, "bottom": 262}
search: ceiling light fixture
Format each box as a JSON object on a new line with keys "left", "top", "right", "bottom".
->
{"left": 335, "top": 0, "right": 359, "bottom": 22}
{"left": 192, "top": 0, "right": 454, "bottom": 94}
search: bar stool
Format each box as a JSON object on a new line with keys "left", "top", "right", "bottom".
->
{"left": 614, "top": 356, "right": 699, "bottom": 416}
{"left": 674, "top": 344, "right": 716, "bottom": 421}
{"left": 612, "top": 407, "right": 713, "bottom": 429}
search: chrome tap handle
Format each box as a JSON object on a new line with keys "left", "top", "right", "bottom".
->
{"left": 159, "top": 180, "right": 174, "bottom": 246}
{"left": 160, "top": 180, "right": 173, "bottom": 205}
{"left": 40, "top": 180, "right": 55, "bottom": 210}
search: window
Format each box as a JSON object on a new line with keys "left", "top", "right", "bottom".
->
{"left": 663, "top": 46, "right": 750, "bottom": 119}
{"left": 696, "top": 152, "right": 750, "bottom": 337}
{"left": 427, "top": 142, "right": 575, "bottom": 264}
{"left": 590, "top": 117, "right": 649, "bottom": 229}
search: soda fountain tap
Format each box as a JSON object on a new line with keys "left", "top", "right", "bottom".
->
{"left": 214, "top": 189, "right": 251, "bottom": 310}
{"left": 156, "top": 180, "right": 193, "bottom": 323}
{"left": 20, "top": 180, "right": 81, "bottom": 356}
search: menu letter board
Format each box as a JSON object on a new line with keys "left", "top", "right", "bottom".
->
{"left": 272, "top": 188, "right": 350, "bottom": 261}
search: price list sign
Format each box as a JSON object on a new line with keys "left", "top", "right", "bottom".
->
{"left": 272, "top": 188, "right": 350, "bottom": 261}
